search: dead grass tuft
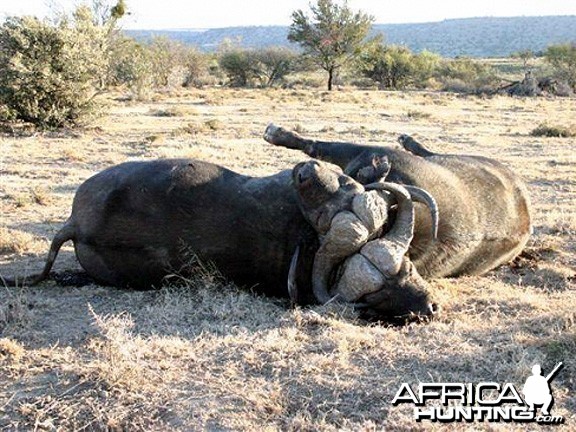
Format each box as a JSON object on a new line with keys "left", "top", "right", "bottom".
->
{"left": 5, "top": 186, "right": 52, "bottom": 207}
{"left": 30, "top": 186, "right": 52, "bottom": 206}
{"left": 177, "top": 122, "right": 204, "bottom": 136}
{"left": 0, "top": 290, "right": 31, "bottom": 332}
{"left": 0, "top": 227, "right": 47, "bottom": 255}
{"left": 406, "top": 109, "right": 433, "bottom": 120}
{"left": 0, "top": 337, "right": 25, "bottom": 361}
{"left": 144, "top": 134, "right": 165, "bottom": 144}
{"left": 6, "top": 192, "right": 32, "bottom": 208}
{"left": 61, "top": 147, "right": 87, "bottom": 162}
{"left": 148, "top": 106, "right": 197, "bottom": 117}
{"left": 204, "top": 118, "right": 222, "bottom": 131}
{"left": 86, "top": 305, "right": 151, "bottom": 392}
{"left": 541, "top": 210, "right": 576, "bottom": 235}
{"left": 200, "top": 93, "right": 226, "bottom": 106}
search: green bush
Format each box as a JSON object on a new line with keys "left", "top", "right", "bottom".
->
{"left": 436, "top": 58, "right": 498, "bottom": 94}
{"left": 544, "top": 43, "right": 576, "bottom": 91}
{"left": 530, "top": 123, "right": 576, "bottom": 138}
{"left": 109, "top": 37, "right": 213, "bottom": 97}
{"left": 218, "top": 50, "right": 258, "bottom": 87}
{"left": 0, "top": 8, "right": 111, "bottom": 128}
{"left": 109, "top": 37, "right": 155, "bottom": 99}
{"left": 218, "top": 48, "right": 298, "bottom": 88}
{"left": 147, "top": 36, "right": 186, "bottom": 88}
{"left": 182, "top": 48, "right": 213, "bottom": 88}
{"left": 358, "top": 44, "right": 440, "bottom": 90}
{"left": 359, "top": 45, "right": 413, "bottom": 89}
{"left": 411, "top": 50, "right": 441, "bottom": 88}
{"left": 253, "top": 47, "right": 298, "bottom": 87}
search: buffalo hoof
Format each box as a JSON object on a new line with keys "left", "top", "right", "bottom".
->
{"left": 263, "top": 123, "right": 302, "bottom": 149}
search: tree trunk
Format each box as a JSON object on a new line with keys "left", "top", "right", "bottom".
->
{"left": 327, "top": 67, "right": 334, "bottom": 91}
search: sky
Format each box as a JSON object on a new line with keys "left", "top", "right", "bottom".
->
{"left": 1, "top": 0, "right": 576, "bottom": 29}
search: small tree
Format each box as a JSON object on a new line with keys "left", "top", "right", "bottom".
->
{"left": 182, "top": 47, "right": 210, "bottom": 88}
{"left": 411, "top": 50, "right": 441, "bottom": 88}
{"left": 288, "top": 0, "right": 375, "bottom": 90}
{"left": 359, "top": 44, "right": 439, "bottom": 89}
{"left": 512, "top": 49, "right": 535, "bottom": 74}
{"left": 359, "top": 44, "right": 413, "bottom": 89}
{"left": 218, "top": 47, "right": 298, "bottom": 88}
{"left": 253, "top": 47, "right": 298, "bottom": 87}
{"left": 148, "top": 36, "right": 184, "bottom": 87}
{"left": 109, "top": 37, "right": 155, "bottom": 99}
{"left": 544, "top": 43, "right": 576, "bottom": 91}
{"left": 436, "top": 58, "right": 498, "bottom": 94}
{"left": 89, "top": 0, "right": 127, "bottom": 26}
{"left": 77, "top": 0, "right": 127, "bottom": 89}
{"left": 219, "top": 50, "right": 259, "bottom": 87}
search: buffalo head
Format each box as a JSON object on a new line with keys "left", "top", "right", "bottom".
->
{"left": 292, "top": 160, "right": 438, "bottom": 321}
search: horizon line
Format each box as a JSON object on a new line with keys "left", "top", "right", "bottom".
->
{"left": 123, "top": 14, "right": 576, "bottom": 32}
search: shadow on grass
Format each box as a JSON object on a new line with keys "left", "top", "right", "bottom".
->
{"left": 499, "top": 245, "right": 574, "bottom": 291}
{"left": 1, "top": 270, "right": 574, "bottom": 430}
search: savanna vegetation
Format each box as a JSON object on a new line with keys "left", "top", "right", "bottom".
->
{"left": 0, "top": 0, "right": 575, "bottom": 430}
{"left": 1, "top": 0, "right": 575, "bottom": 129}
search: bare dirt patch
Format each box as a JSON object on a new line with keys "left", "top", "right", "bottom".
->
{"left": 1, "top": 89, "right": 575, "bottom": 430}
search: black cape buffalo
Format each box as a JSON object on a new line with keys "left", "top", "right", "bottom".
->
{"left": 264, "top": 124, "right": 532, "bottom": 280}
{"left": 2, "top": 157, "right": 438, "bottom": 318}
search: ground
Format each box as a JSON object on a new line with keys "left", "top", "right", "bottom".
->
{"left": 0, "top": 88, "right": 574, "bottom": 431}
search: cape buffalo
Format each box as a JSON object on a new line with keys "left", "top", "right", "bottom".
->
{"left": 2, "top": 156, "right": 438, "bottom": 320}
{"left": 264, "top": 124, "right": 532, "bottom": 282}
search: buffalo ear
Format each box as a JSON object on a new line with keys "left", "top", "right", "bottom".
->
{"left": 357, "top": 154, "right": 391, "bottom": 184}
{"left": 371, "top": 154, "right": 391, "bottom": 179}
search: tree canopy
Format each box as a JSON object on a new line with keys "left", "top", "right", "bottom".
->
{"left": 545, "top": 43, "right": 576, "bottom": 91}
{"left": 288, "top": 0, "right": 375, "bottom": 90}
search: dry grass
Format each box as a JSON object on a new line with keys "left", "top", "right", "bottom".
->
{"left": 0, "top": 227, "right": 48, "bottom": 255}
{"left": 0, "top": 88, "right": 575, "bottom": 430}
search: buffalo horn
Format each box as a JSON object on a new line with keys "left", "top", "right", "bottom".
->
{"left": 365, "top": 182, "right": 438, "bottom": 239}
{"left": 287, "top": 245, "right": 300, "bottom": 305}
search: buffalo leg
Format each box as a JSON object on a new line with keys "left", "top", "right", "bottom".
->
{"left": 264, "top": 123, "right": 369, "bottom": 168}
{"left": 397, "top": 134, "right": 435, "bottom": 157}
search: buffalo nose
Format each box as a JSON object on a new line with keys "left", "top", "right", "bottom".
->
{"left": 296, "top": 162, "right": 319, "bottom": 185}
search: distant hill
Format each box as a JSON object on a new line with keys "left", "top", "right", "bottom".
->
{"left": 126, "top": 16, "right": 576, "bottom": 58}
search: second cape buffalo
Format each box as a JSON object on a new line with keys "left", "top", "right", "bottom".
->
{"left": 264, "top": 124, "right": 532, "bottom": 279}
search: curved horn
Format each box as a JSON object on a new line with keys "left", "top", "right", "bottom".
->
{"left": 364, "top": 182, "right": 414, "bottom": 255}
{"left": 331, "top": 185, "right": 415, "bottom": 304}
{"left": 311, "top": 211, "right": 370, "bottom": 305}
{"left": 312, "top": 253, "right": 339, "bottom": 305}
{"left": 403, "top": 185, "right": 438, "bottom": 239}
{"left": 365, "top": 182, "right": 438, "bottom": 240}
{"left": 287, "top": 245, "right": 300, "bottom": 305}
